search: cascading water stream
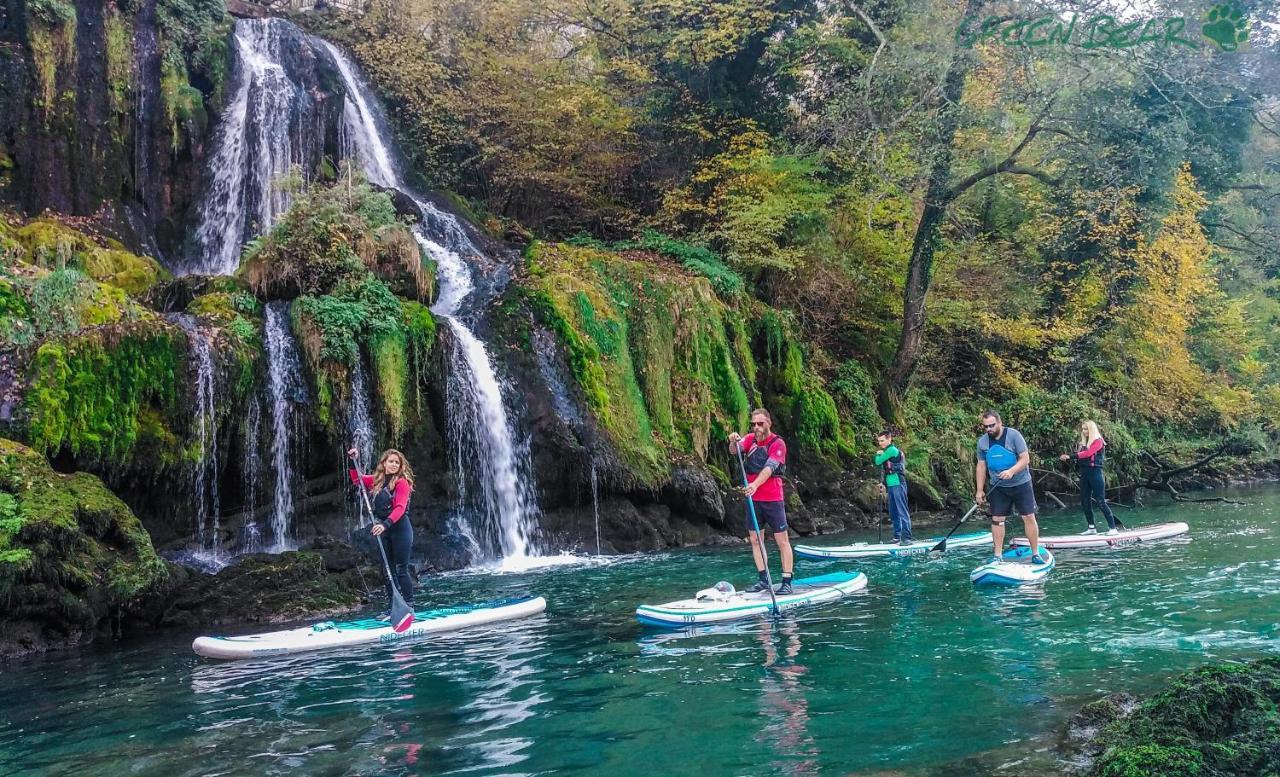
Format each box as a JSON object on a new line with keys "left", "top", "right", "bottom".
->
{"left": 264, "top": 301, "right": 306, "bottom": 551}
{"left": 319, "top": 40, "right": 542, "bottom": 563}
{"left": 240, "top": 395, "right": 263, "bottom": 554}
{"left": 347, "top": 358, "right": 375, "bottom": 467}
{"left": 171, "top": 314, "right": 223, "bottom": 566}
{"left": 184, "top": 19, "right": 307, "bottom": 275}
{"left": 590, "top": 461, "right": 601, "bottom": 555}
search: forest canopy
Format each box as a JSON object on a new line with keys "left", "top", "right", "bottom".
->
{"left": 311, "top": 0, "right": 1280, "bottom": 454}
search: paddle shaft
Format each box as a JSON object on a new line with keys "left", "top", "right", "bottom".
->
{"left": 879, "top": 488, "right": 885, "bottom": 544}
{"left": 349, "top": 455, "right": 414, "bottom": 624}
{"left": 930, "top": 481, "right": 999, "bottom": 554}
{"left": 735, "top": 444, "right": 779, "bottom": 615}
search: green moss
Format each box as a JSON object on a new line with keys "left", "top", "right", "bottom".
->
{"left": 0, "top": 276, "right": 33, "bottom": 348}
{"left": 1089, "top": 659, "right": 1280, "bottom": 777}
{"left": 104, "top": 9, "right": 133, "bottom": 120}
{"left": 82, "top": 249, "right": 170, "bottom": 297}
{"left": 403, "top": 300, "right": 437, "bottom": 418}
{"left": 25, "top": 322, "right": 185, "bottom": 466}
{"left": 371, "top": 329, "right": 409, "bottom": 439}
{"left": 259, "top": 178, "right": 441, "bottom": 439}
{"left": 159, "top": 61, "right": 205, "bottom": 153}
{"left": 25, "top": 0, "right": 77, "bottom": 115}
{"left": 13, "top": 218, "right": 168, "bottom": 298}
{"left": 528, "top": 241, "right": 759, "bottom": 483}
{"left": 0, "top": 438, "right": 166, "bottom": 634}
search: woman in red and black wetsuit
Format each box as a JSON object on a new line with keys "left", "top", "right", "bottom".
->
{"left": 347, "top": 447, "right": 416, "bottom": 610}
{"left": 1058, "top": 420, "right": 1119, "bottom": 536}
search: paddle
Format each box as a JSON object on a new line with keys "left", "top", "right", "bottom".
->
{"left": 878, "top": 487, "right": 885, "bottom": 544}
{"left": 928, "top": 481, "right": 999, "bottom": 556}
{"left": 349, "top": 454, "right": 415, "bottom": 633}
{"left": 735, "top": 443, "right": 779, "bottom": 616}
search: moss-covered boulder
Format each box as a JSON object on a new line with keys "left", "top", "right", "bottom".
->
{"left": 241, "top": 176, "right": 438, "bottom": 442}
{"left": 1073, "top": 659, "right": 1280, "bottom": 777}
{"left": 0, "top": 438, "right": 167, "bottom": 658}
{"left": 9, "top": 216, "right": 171, "bottom": 297}
{"left": 150, "top": 551, "right": 366, "bottom": 629}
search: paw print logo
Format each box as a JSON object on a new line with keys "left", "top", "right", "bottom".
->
{"left": 1202, "top": 3, "right": 1249, "bottom": 51}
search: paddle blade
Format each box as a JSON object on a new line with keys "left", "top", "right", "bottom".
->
{"left": 391, "top": 595, "right": 414, "bottom": 633}
{"left": 928, "top": 539, "right": 947, "bottom": 555}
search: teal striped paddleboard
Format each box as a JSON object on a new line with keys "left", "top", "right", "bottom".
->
{"left": 192, "top": 595, "right": 547, "bottom": 659}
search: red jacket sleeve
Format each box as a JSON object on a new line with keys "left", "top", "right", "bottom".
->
{"left": 1076, "top": 438, "right": 1105, "bottom": 459}
{"left": 387, "top": 479, "right": 412, "bottom": 524}
{"left": 348, "top": 469, "right": 375, "bottom": 488}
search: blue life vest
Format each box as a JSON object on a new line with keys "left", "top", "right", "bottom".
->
{"left": 983, "top": 431, "right": 1018, "bottom": 473}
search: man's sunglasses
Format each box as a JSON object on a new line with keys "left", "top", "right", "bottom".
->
{"left": 982, "top": 422, "right": 998, "bottom": 429}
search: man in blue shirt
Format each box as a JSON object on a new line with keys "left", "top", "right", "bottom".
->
{"left": 975, "top": 410, "right": 1044, "bottom": 564}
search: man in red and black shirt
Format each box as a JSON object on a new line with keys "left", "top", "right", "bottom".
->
{"left": 728, "top": 408, "right": 795, "bottom": 595}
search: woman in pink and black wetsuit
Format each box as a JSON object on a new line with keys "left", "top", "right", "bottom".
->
{"left": 347, "top": 447, "right": 416, "bottom": 609}
{"left": 1058, "top": 420, "right": 1119, "bottom": 536}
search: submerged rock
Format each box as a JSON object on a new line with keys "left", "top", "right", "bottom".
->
{"left": 1062, "top": 659, "right": 1280, "bottom": 776}
{"left": 143, "top": 551, "right": 368, "bottom": 629}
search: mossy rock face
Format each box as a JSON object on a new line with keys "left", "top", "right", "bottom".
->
{"left": 1082, "top": 659, "right": 1280, "bottom": 777}
{"left": 0, "top": 438, "right": 167, "bottom": 658}
{"left": 11, "top": 218, "right": 170, "bottom": 298}
{"left": 526, "top": 241, "right": 856, "bottom": 489}
{"left": 22, "top": 317, "right": 187, "bottom": 467}
{"left": 153, "top": 551, "right": 365, "bottom": 628}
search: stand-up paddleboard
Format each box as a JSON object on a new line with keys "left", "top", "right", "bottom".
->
{"left": 795, "top": 531, "right": 992, "bottom": 560}
{"left": 635, "top": 571, "right": 867, "bottom": 628}
{"left": 193, "top": 594, "right": 547, "bottom": 659}
{"left": 1011, "top": 522, "right": 1188, "bottom": 550}
{"left": 970, "top": 546, "right": 1054, "bottom": 586}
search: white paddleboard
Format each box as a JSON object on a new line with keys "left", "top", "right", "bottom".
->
{"left": 192, "top": 594, "right": 547, "bottom": 659}
{"left": 795, "top": 531, "right": 992, "bottom": 559}
{"left": 970, "top": 546, "right": 1055, "bottom": 586}
{"left": 635, "top": 572, "right": 867, "bottom": 628}
{"left": 1011, "top": 522, "right": 1189, "bottom": 549}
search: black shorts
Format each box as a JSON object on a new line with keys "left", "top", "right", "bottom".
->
{"left": 744, "top": 500, "right": 787, "bottom": 534}
{"left": 989, "top": 482, "right": 1038, "bottom": 517}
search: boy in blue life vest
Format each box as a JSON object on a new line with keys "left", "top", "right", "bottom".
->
{"left": 874, "top": 430, "right": 912, "bottom": 545}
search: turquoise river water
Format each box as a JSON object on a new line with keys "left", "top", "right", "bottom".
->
{"left": 3, "top": 487, "right": 1279, "bottom": 776}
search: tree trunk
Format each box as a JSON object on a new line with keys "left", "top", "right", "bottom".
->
{"left": 876, "top": 33, "right": 973, "bottom": 425}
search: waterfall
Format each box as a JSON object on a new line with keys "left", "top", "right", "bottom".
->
{"left": 590, "top": 461, "right": 601, "bottom": 555}
{"left": 347, "top": 359, "right": 375, "bottom": 531}
{"left": 348, "top": 358, "right": 375, "bottom": 467}
{"left": 263, "top": 301, "right": 306, "bottom": 551}
{"left": 183, "top": 19, "right": 310, "bottom": 275}
{"left": 171, "top": 315, "right": 224, "bottom": 566}
{"left": 319, "top": 40, "right": 542, "bottom": 563}
{"left": 240, "top": 395, "right": 263, "bottom": 554}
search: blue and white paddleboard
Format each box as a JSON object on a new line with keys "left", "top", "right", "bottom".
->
{"left": 795, "top": 531, "right": 992, "bottom": 560}
{"left": 192, "top": 595, "right": 547, "bottom": 659}
{"left": 969, "top": 546, "right": 1055, "bottom": 586}
{"left": 1011, "top": 522, "right": 1188, "bottom": 550}
{"left": 635, "top": 571, "right": 867, "bottom": 628}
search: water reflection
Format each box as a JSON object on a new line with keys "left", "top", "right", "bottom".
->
{"left": 756, "top": 618, "right": 819, "bottom": 775}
